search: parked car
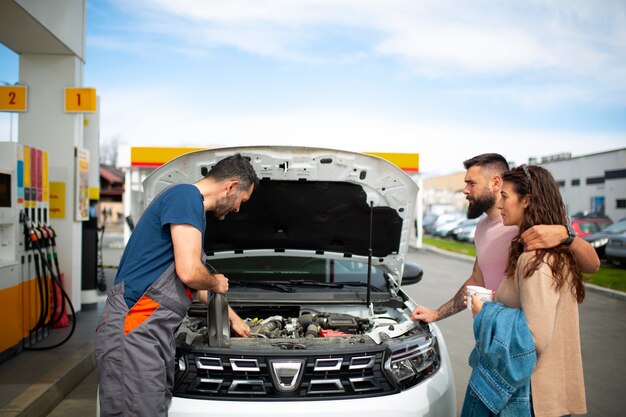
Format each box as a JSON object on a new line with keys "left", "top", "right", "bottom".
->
{"left": 570, "top": 211, "right": 611, "bottom": 219}
{"left": 433, "top": 216, "right": 467, "bottom": 238}
{"left": 138, "top": 146, "right": 456, "bottom": 417}
{"left": 422, "top": 213, "right": 439, "bottom": 233}
{"left": 424, "top": 212, "right": 464, "bottom": 235}
{"left": 456, "top": 226, "right": 476, "bottom": 243}
{"left": 449, "top": 217, "right": 481, "bottom": 241}
{"left": 583, "top": 219, "right": 626, "bottom": 258}
{"left": 605, "top": 233, "right": 626, "bottom": 266}
{"left": 571, "top": 217, "right": 613, "bottom": 238}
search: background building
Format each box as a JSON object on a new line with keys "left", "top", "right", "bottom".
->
{"left": 421, "top": 172, "right": 467, "bottom": 215}
{"left": 420, "top": 148, "right": 626, "bottom": 224}
{"left": 99, "top": 164, "right": 124, "bottom": 226}
{"left": 536, "top": 148, "right": 626, "bottom": 222}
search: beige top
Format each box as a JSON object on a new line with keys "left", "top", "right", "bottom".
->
{"left": 495, "top": 251, "right": 586, "bottom": 417}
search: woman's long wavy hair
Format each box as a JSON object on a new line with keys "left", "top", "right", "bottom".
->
{"left": 503, "top": 165, "right": 585, "bottom": 303}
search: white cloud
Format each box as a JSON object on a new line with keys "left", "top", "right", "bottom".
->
{"left": 95, "top": 86, "right": 625, "bottom": 175}
{"left": 95, "top": 0, "right": 626, "bottom": 104}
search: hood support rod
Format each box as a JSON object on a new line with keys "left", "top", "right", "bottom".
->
{"left": 366, "top": 201, "right": 373, "bottom": 306}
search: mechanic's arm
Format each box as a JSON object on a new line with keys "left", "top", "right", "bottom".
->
{"left": 521, "top": 225, "right": 600, "bottom": 274}
{"left": 228, "top": 308, "right": 250, "bottom": 337}
{"left": 196, "top": 290, "right": 250, "bottom": 337}
{"left": 412, "top": 260, "right": 485, "bottom": 323}
{"left": 171, "top": 224, "right": 228, "bottom": 293}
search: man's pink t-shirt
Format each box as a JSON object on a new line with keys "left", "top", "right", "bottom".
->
{"left": 474, "top": 215, "right": 519, "bottom": 290}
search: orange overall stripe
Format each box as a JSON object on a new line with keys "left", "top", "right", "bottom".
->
{"left": 124, "top": 295, "right": 161, "bottom": 335}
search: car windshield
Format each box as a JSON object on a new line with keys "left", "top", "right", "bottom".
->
{"left": 205, "top": 256, "right": 388, "bottom": 289}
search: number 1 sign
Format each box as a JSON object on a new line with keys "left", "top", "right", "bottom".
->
{"left": 64, "top": 87, "right": 97, "bottom": 113}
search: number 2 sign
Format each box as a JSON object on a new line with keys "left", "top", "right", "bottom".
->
{"left": 65, "top": 87, "right": 97, "bottom": 113}
{"left": 0, "top": 85, "right": 28, "bottom": 112}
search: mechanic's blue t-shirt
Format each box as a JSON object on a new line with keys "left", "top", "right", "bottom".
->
{"left": 114, "top": 184, "right": 206, "bottom": 308}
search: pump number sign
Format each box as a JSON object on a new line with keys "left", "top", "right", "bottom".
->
{"left": 65, "top": 87, "right": 97, "bottom": 113}
{"left": 0, "top": 85, "right": 27, "bottom": 112}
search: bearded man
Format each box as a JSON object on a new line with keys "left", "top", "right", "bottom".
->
{"left": 412, "top": 153, "right": 600, "bottom": 322}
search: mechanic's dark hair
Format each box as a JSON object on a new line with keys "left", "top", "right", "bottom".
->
{"left": 463, "top": 153, "right": 509, "bottom": 175}
{"left": 503, "top": 165, "right": 584, "bottom": 303}
{"left": 206, "top": 154, "right": 259, "bottom": 191}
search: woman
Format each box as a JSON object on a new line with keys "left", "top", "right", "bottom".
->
{"left": 472, "top": 164, "right": 586, "bottom": 417}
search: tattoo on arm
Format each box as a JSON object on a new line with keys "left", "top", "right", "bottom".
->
{"left": 436, "top": 286, "right": 467, "bottom": 320}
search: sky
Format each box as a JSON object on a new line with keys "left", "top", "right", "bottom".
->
{"left": 1, "top": 0, "right": 625, "bottom": 176}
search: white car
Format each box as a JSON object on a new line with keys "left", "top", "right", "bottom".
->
{"left": 141, "top": 146, "right": 456, "bottom": 417}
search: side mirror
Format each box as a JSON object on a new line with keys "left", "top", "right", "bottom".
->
{"left": 402, "top": 262, "right": 423, "bottom": 285}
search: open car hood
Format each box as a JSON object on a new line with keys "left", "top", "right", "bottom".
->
{"left": 142, "top": 146, "right": 418, "bottom": 288}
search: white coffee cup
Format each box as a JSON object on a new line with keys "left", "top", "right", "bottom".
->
{"left": 466, "top": 285, "right": 495, "bottom": 311}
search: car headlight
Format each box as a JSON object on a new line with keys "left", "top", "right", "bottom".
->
{"left": 591, "top": 237, "right": 608, "bottom": 248}
{"left": 383, "top": 334, "right": 441, "bottom": 389}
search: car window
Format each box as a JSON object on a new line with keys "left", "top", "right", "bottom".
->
{"left": 604, "top": 220, "right": 626, "bottom": 234}
{"left": 578, "top": 222, "right": 596, "bottom": 234}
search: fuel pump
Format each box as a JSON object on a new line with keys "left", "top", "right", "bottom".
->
{"left": 23, "top": 212, "right": 76, "bottom": 350}
{"left": 0, "top": 143, "right": 76, "bottom": 362}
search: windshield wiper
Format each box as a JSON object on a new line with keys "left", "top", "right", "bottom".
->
{"left": 230, "top": 280, "right": 295, "bottom": 293}
{"left": 287, "top": 280, "right": 382, "bottom": 291}
{"left": 287, "top": 279, "right": 343, "bottom": 288}
{"left": 339, "top": 281, "right": 383, "bottom": 292}
{"left": 230, "top": 279, "right": 381, "bottom": 293}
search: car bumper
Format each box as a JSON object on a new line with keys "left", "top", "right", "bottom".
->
{"left": 169, "top": 325, "right": 456, "bottom": 417}
{"left": 170, "top": 370, "right": 454, "bottom": 417}
{"left": 606, "top": 245, "right": 626, "bottom": 262}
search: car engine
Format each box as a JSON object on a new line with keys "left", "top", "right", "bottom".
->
{"left": 176, "top": 304, "right": 412, "bottom": 347}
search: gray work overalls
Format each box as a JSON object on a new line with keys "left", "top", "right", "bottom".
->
{"left": 95, "top": 260, "right": 197, "bottom": 417}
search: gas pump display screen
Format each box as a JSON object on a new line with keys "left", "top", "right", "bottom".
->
{"left": 0, "top": 173, "right": 10, "bottom": 208}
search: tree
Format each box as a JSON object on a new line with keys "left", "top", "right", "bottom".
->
{"left": 100, "top": 135, "right": 120, "bottom": 166}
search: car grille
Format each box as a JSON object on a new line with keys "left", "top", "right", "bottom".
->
{"left": 174, "top": 350, "right": 397, "bottom": 400}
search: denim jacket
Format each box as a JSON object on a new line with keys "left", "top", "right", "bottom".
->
{"left": 461, "top": 302, "right": 537, "bottom": 417}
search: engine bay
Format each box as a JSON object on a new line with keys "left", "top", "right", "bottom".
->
{"left": 176, "top": 302, "right": 426, "bottom": 349}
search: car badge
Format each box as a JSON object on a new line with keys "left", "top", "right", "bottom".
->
{"left": 269, "top": 359, "right": 305, "bottom": 392}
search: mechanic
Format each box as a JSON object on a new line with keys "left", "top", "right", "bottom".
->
{"left": 411, "top": 153, "right": 600, "bottom": 323}
{"left": 96, "top": 154, "right": 259, "bottom": 417}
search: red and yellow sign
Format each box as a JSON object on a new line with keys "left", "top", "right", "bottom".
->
{"left": 50, "top": 181, "right": 66, "bottom": 219}
{"left": 130, "top": 147, "right": 419, "bottom": 173}
{"left": 131, "top": 147, "right": 206, "bottom": 168}
{"left": 365, "top": 152, "right": 419, "bottom": 173}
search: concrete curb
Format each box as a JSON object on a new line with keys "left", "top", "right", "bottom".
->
{"left": 584, "top": 283, "right": 626, "bottom": 302}
{"left": 418, "top": 244, "right": 475, "bottom": 264}
{"left": 0, "top": 342, "right": 95, "bottom": 417}
{"left": 419, "top": 244, "right": 626, "bottom": 302}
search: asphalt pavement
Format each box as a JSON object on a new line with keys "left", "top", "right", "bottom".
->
{"left": 39, "top": 241, "right": 626, "bottom": 417}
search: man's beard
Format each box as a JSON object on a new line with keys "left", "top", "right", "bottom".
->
{"left": 467, "top": 192, "right": 495, "bottom": 219}
{"left": 213, "top": 192, "right": 238, "bottom": 220}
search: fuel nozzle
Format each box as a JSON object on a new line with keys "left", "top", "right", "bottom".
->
{"left": 34, "top": 224, "right": 49, "bottom": 248}
{"left": 23, "top": 215, "right": 38, "bottom": 249}
{"left": 47, "top": 225, "right": 58, "bottom": 246}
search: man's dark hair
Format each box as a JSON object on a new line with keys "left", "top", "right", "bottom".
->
{"left": 463, "top": 153, "right": 509, "bottom": 175}
{"left": 207, "top": 154, "right": 259, "bottom": 191}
